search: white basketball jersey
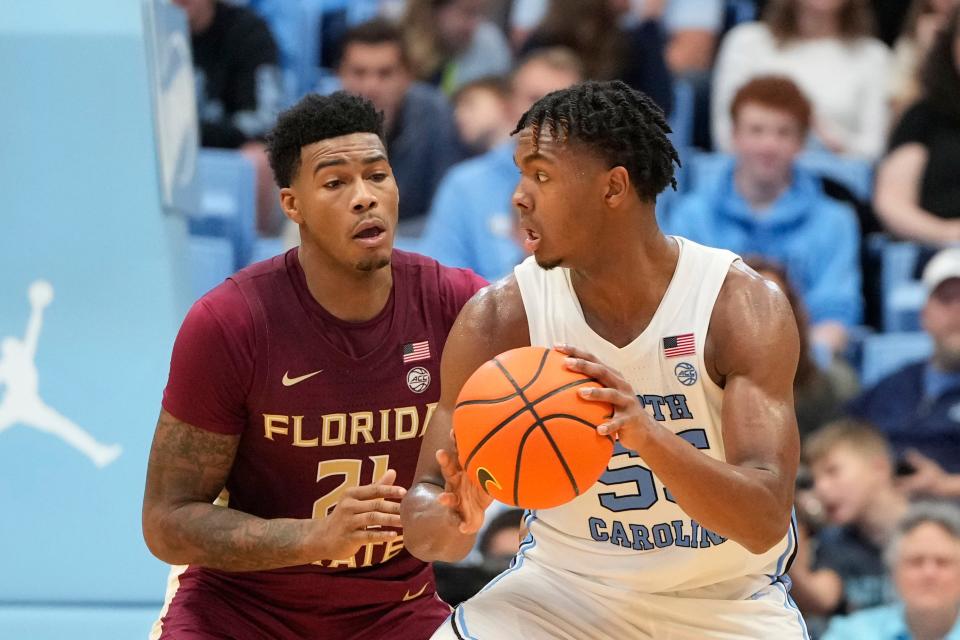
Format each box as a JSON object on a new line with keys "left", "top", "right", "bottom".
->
{"left": 513, "top": 237, "right": 795, "bottom": 595}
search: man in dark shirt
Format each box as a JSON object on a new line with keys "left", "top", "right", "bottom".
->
{"left": 847, "top": 248, "right": 960, "bottom": 475}
{"left": 174, "top": 0, "right": 284, "bottom": 233}
{"left": 142, "top": 91, "right": 486, "bottom": 639}
{"left": 337, "top": 19, "right": 466, "bottom": 224}
{"left": 175, "top": 0, "right": 282, "bottom": 148}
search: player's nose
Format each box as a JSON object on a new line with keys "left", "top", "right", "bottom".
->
{"left": 351, "top": 180, "right": 378, "bottom": 213}
{"left": 512, "top": 183, "right": 531, "bottom": 211}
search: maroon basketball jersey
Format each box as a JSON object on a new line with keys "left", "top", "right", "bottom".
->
{"left": 158, "top": 249, "right": 485, "bottom": 639}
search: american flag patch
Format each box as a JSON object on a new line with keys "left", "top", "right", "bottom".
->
{"left": 402, "top": 340, "right": 431, "bottom": 363}
{"left": 663, "top": 333, "right": 695, "bottom": 358}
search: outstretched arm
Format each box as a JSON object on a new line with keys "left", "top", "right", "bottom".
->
{"left": 401, "top": 278, "right": 529, "bottom": 563}
{"left": 562, "top": 262, "right": 800, "bottom": 554}
{"left": 23, "top": 282, "right": 52, "bottom": 360}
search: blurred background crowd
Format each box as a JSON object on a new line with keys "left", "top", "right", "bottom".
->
{"left": 170, "top": 0, "right": 960, "bottom": 637}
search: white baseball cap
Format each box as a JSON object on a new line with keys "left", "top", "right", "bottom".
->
{"left": 922, "top": 247, "right": 960, "bottom": 295}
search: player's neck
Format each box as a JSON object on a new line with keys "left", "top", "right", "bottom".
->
{"left": 569, "top": 221, "right": 678, "bottom": 348}
{"left": 297, "top": 243, "right": 393, "bottom": 323}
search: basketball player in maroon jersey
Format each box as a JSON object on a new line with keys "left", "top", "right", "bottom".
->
{"left": 142, "top": 92, "right": 486, "bottom": 639}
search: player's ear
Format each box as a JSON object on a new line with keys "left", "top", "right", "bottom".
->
{"left": 603, "top": 166, "right": 630, "bottom": 208}
{"left": 279, "top": 188, "right": 304, "bottom": 225}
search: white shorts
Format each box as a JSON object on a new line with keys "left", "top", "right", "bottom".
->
{"left": 431, "top": 557, "right": 809, "bottom": 640}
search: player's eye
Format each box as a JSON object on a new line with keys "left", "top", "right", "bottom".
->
{"left": 536, "top": 171, "right": 549, "bottom": 183}
{"left": 369, "top": 172, "right": 388, "bottom": 182}
{"left": 323, "top": 179, "right": 342, "bottom": 189}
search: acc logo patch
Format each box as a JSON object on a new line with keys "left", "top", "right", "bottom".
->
{"left": 674, "top": 362, "right": 698, "bottom": 386}
{"left": 406, "top": 366, "right": 431, "bottom": 393}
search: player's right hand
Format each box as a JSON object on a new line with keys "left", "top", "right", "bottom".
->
{"left": 309, "top": 469, "right": 406, "bottom": 561}
{"left": 436, "top": 438, "right": 493, "bottom": 535}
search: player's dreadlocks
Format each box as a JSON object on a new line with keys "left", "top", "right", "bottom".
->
{"left": 266, "top": 92, "right": 384, "bottom": 188}
{"left": 512, "top": 80, "right": 680, "bottom": 202}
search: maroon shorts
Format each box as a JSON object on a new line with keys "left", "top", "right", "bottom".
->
{"left": 155, "top": 563, "right": 451, "bottom": 639}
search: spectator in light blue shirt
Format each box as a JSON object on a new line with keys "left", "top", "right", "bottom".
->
{"left": 823, "top": 502, "right": 960, "bottom": 640}
{"left": 418, "top": 48, "right": 583, "bottom": 280}
{"left": 666, "top": 76, "right": 862, "bottom": 356}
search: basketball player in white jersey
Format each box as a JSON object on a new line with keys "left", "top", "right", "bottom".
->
{"left": 401, "top": 80, "right": 808, "bottom": 639}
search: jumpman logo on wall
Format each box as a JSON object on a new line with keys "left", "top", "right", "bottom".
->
{"left": 0, "top": 280, "right": 121, "bottom": 468}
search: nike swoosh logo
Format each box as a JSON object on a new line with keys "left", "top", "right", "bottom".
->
{"left": 282, "top": 370, "right": 323, "bottom": 387}
{"left": 402, "top": 583, "right": 428, "bottom": 601}
{"left": 476, "top": 467, "right": 502, "bottom": 496}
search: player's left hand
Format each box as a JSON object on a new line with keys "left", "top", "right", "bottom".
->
{"left": 436, "top": 441, "right": 494, "bottom": 535}
{"left": 555, "top": 343, "right": 655, "bottom": 453}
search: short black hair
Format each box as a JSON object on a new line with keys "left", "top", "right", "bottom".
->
{"left": 266, "top": 92, "right": 384, "bottom": 188}
{"left": 512, "top": 80, "right": 679, "bottom": 201}
{"left": 338, "top": 17, "right": 409, "bottom": 68}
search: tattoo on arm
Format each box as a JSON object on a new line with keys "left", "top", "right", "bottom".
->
{"left": 143, "top": 411, "right": 311, "bottom": 572}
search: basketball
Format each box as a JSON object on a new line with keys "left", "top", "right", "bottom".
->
{"left": 453, "top": 346, "right": 614, "bottom": 510}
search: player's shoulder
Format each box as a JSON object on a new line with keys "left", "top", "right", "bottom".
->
{"left": 231, "top": 249, "right": 291, "bottom": 283}
{"left": 458, "top": 273, "right": 528, "bottom": 340}
{"left": 711, "top": 261, "right": 796, "bottom": 343}
{"left": 186, "top": 278, "right": 253, "bottom": 340}
{"left": 188, "top": 250, "right": 291, "bottom": 334}
{"left": 707, "top": 260, "right": 798, "bottom": 377}
{"left": 716, "top": 260, "right": 792, "bottom": 321}
{"left": 392, "top": 249, "right": 487, "bottom": 298}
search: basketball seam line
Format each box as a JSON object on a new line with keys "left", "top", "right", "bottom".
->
{"left": 509, "top": 414, "right": 600, "bottom": 507}
{"left": 492, "top": 359, "right": 581, "bottom": 505}
{"left": 453, "top": 348, "right": 552, "bottom": 409}
{"left": 513, "top": 422, "right": 541, "bottom": 506}
{"left": 462, "top": 377, "right": 596, "bottom": 470}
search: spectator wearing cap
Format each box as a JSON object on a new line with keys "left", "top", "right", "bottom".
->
{"left": 823, "top": 501, "right": 960, "bottom": 639}
{"left": 847, "top": 248, "right": 960, "bottom": 478}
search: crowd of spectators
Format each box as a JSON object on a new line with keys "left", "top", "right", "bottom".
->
{"left": 173, "top": 1, "right": 960, "bottom": 636}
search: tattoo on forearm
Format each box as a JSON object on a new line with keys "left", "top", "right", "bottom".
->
{"left": 145, "top": 413, "right": 310, "bottom": 571}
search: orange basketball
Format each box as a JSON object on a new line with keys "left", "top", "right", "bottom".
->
{"left": 453, "top": 346, "right": 614, "bottom": 510}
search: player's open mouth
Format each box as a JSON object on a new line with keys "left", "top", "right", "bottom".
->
{"left": 353, "top": 221, "right": 387, "bottom": 247}
{"left": 523, "top": 228, "right": 540, "bottom": 252}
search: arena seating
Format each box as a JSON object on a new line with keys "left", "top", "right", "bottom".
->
{"left": 860, "top": 331, "right": 933, "bottom": 387}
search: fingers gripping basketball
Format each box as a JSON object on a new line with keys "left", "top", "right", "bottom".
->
{"left": 452, "top": 347, "right": 614, "bottom": 509}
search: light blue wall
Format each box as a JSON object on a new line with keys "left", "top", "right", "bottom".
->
{"left": 0, "top": 0, "right": 196, "bottom": 634}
